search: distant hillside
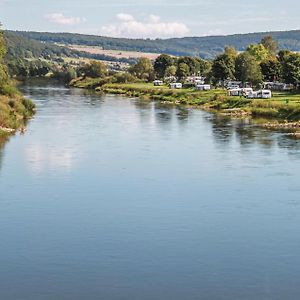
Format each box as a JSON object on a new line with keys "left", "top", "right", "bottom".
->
{"left": 4, "top": 31, "right": 136, "bottom": 64}
{"left": 7, "top": 29, "right": 300, "bottom": 59}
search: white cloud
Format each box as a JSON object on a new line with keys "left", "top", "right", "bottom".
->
{"left": 101, "top": 13, "right": 189, "bottom": 39}
{"left": 45, "top": 13, "right": 86, "bottom": 26}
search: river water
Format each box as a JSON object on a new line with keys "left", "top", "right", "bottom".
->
{"left": 1, "top": 82, "right": 300, "bottom": 300}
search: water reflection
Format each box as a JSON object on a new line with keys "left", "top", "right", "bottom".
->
{"left": 1, "top": 84, "right": 300, "bottom": 300}
{"left": 0, "top": 136, "right": 7, "bottom": 172}
{"left": 208, "top": 113, "right": 300, "bottom": 152}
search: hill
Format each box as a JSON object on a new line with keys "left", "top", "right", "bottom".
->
{"left": 4, "top": 31, "right": 136, "bottom": 65}
{"left": 6, "top": 29, "right": 300, "bottom": 59}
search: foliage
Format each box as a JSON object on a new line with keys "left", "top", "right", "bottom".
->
{"left": 211, "top": 51, "right": 236, "bottom": 83}
{"left": 246, "top": 43, "right": 269, "bottom": 62}
{"left": 176, "top": 62, "right": 190, "bottom": 81}
{"left": 112, "top": 72, "right": 139, "bottom": 84}
{"left": 260, "top": 58, "right": 282, "bottom": 82}
{"left": 79, "top": 60, "right": 108, "bottom": 78}
{"left": 281, "top": 53, "right": 300, "bottom": 88}
{"left": 9, "top": 29, "right": 300, "bottom": 59}
{"left": 129, "top": 57, "right": 154, "bottom": 81}
{"left": 261, "top": 36, "right": 278, "bottom": 55}
{"left": 154, "top": 54, "right": 175, "bottom": 78}
{"left": 235, "top": 52, "right": 263, "bottom": 85}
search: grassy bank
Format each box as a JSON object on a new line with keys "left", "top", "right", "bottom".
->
{"left": 71, "top": 79, "right": 300, "bottom": 122}
{"left": 0, "top": 85, "right": 35, "bottom": 135}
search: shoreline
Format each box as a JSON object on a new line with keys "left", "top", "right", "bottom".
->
{"left": 70, "top": 79, "right": 300, "bottom": 132}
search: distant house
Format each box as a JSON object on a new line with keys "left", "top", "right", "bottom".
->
{"left": 153, "top": 80, "right": 164, "bottom": 86}
{"left": 170, "top": 83, "right": 182, "bottom": 89}
{"left": 195, "top": 84, "right": 211, "bottom": 91}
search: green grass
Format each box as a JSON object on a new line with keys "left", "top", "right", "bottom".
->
{"left": 72, "top": 80, "right": 300, "bottom": 121}
{"left": 0, "top": 90, "right": 35, "bottom": 134}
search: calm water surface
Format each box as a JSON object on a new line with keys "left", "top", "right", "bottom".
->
{"left": 1, "top": 82, "right": 300, "bottom": 300}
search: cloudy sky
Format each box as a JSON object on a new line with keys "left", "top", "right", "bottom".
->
{"left": 0, "top": 0, "right": 299, "bottom": 38}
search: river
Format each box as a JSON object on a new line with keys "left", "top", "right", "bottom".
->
{"left": 1, "top": 82, "right": 300, "bottom": 300}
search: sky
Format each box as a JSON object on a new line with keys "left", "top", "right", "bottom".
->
{"left": 0, "top": 0, "right": 299, "bottom": 39}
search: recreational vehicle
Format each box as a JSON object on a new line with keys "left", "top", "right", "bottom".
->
{"left": 170, "top": 83, "right": 182, "bottom": 89}
{"left": 195, "top": 84, "right": 211, "bottom": 91}
{"left": 248, "top": 89, "right": 272, "bottom": 99}
{"left": 153, "top": 80, "right": 164, "bottom": 86}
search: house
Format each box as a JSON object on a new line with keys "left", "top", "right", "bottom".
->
{"left": 153, "top": 80, "right": 164, "bottom": 86}
{"left": 195, "top": 84, "right": 211, "bottom": 91}
{"left": 170, "top": 83, "right": 182, "bottom": 89}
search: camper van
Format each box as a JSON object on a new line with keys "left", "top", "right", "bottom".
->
{"left": 228, "top": 88, "right": 253, "bottom": 97}
{"left": 195, "top": 84, "right": 211, "bottom": 91}
{"left": 225, "top": 81, "right": 242, "bottom": 89}
{"left": 228, "top": 88, "right": 242, "bottom": 96}
{"left": 248, "top": 89, "right": 272, "bottom": 99}
{"left": 153, "top": 80, "right": 164, "bottom": 86}
{"left": 170, "top": 83, "right": 182, "bottom": 89}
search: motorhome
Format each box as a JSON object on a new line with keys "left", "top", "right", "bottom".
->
{"left": 195, "top": 84, "right": 211, "bottom": 91}
{"left": 187, "top": 76, "right": 205, "bottom": 85}
{"left": 248, "top": 89, "right": 272, "bottom": 99}
{"left": 228, "top": 88, "right": 253, "bottom": 97}
{"left": 170, "top": 83, "right": 182, "bottom": 89}
{"left": 153, "top": 80, "right": 164, "bottom": 86}
{"left": 228, "top": 88, "right": 242, "bottom": 96}
{"left": 263, "top": 82, "right": 294, "bottom": 91}
{"left": 225, "top": 81, "right": 242, "bottom": 89}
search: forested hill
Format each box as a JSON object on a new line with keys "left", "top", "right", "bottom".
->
{"left": 6, "top": 29, "right": 300, "bottom": 58}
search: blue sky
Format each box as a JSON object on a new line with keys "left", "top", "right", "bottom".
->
{"left": 0, "top": 0, "right": 299, "bottom": 38}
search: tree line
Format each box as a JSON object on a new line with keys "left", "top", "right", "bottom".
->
{"left": 76, "top": 36, "right": 299, "bottom": 90}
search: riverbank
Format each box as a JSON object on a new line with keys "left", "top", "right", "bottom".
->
{"left": 0, "top": 91, "right": 35, "bottom": 136}
{"left": 70, "top": 79, "right": 300, "bottom": 124}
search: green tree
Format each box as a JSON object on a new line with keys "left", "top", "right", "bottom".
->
{"left": 113, "top": 72, "right": 138, "bottom": 83}
{"left": 80, "top": 61, "right": 108, "bottom": 78}
{"left": 281, "top": 53, "right": 300, "bottom": 88}
{"left": 176, "top": 62, "right": 190, "bottom": 81}
{"left": 224, "top": 46, "right": 238, "bottom": 57}
{"left": 235, "top": 52, "right": 263, "bottom": 86}
{"left": 211, "top": 52, "right": 236, "bottom": 84}
{"left": 260, "top": 58, "right": 282, "bottom": 82}
{"left": 247, "top": 43, "right": 269, "bottom": 62}
{"left": 164, "top": 65, "right": 177, "bottom": 77}
{"left": 261, "top": 36, "right": 278, "bottom": 56}
{"left": 0, "top": 25, "right": 9, "bottom": 88}
{"left": 129, "top": 57, "right": 154, "bottom": 81}
{"left": 195, "top": 57, "right": 212, "bottom": 77}
{"left": 154, "top": 54, "right": 174, "bottom": 79}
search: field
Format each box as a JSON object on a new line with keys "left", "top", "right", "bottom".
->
{"left": 67, "top": 45, "right": 161, "bottom": 60}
